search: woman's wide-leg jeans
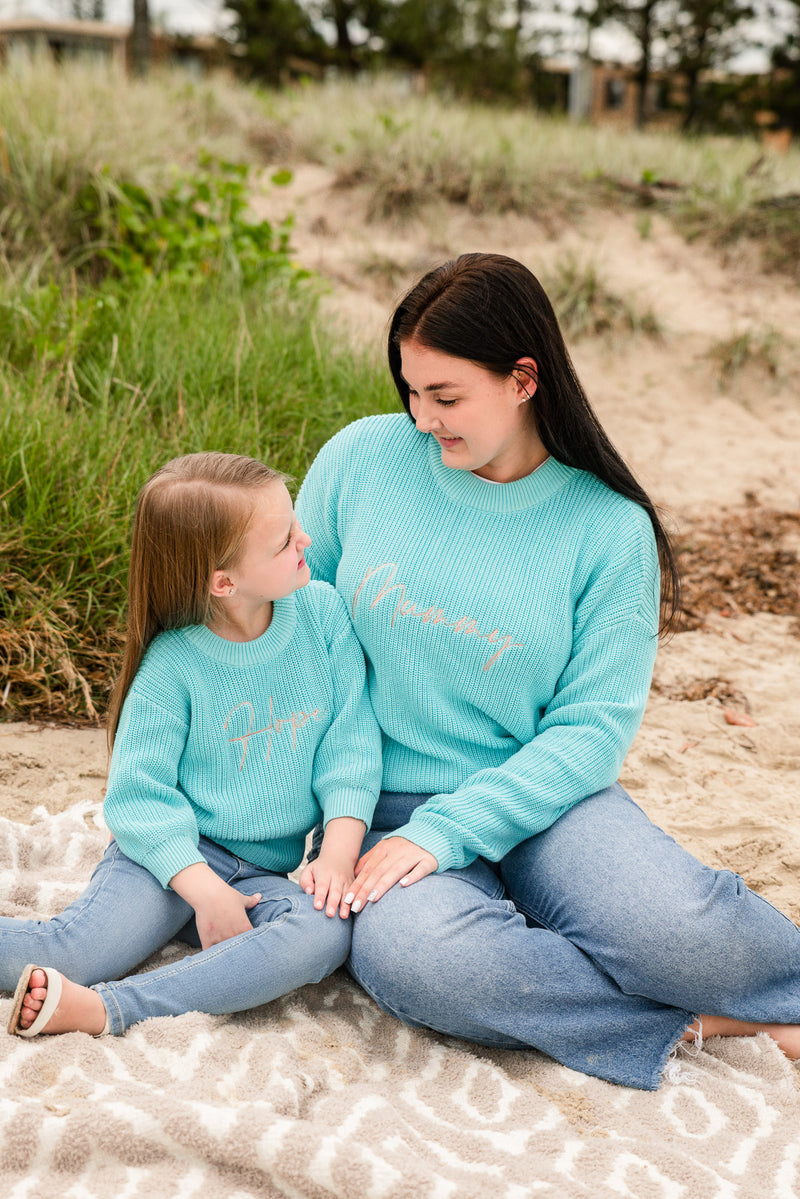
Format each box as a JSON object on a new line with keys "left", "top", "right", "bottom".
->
{"left": 348, "top": 786, "right": 800, "bottom": 1090}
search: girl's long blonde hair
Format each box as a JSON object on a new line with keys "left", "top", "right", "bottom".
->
{"left": 106, "top": 452, "right": 285, "bottom": 749}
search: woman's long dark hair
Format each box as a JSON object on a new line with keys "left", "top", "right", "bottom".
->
{"left": 389, "top": 252, "right": 680, "bottom": 634}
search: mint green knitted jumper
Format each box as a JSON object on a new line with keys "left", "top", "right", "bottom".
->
{"left": 296, "top": 414, "right": 660, "bottom": 874}
{"left": 104, "top": 581, "right": 381, "bottom": 888}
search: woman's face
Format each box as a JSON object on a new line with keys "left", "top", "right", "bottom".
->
{"left": 400, "top": 340, "right": 546, "bottom": 483}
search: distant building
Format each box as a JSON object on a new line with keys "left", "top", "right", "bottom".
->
{"left": 549, "top": 58, "right": 789, "bottom": 143}
{"left": 0, "top": 17, "right": 228, "bottom": 74}
{"left": 565, "top": 61, "right": 686, "bottom": 129}
{"left": 0, "top": 16, "right": 128, "bottom": 68}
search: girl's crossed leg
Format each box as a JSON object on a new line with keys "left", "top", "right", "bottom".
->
{"left": 0, "top": 838, "right": 194, "bottom": 993}
{"left": 6, "top": 837, "right": 351, "bottom": 1036}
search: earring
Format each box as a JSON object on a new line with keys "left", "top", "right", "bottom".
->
{"left": 514, "top": 371, "right": 532, "bottom": 400}
{"left": 228, "top": 587, "right": 235, "bottom": 596}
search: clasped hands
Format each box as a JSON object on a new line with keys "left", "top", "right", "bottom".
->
{"left": 299, "top": 836, "right": 438, "bottom": 920}
{"left": 172, "top": 836, "right": 438, "bottom": 950}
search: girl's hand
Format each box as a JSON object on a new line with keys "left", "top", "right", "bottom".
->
{"left": 347, "top": 837, "right": 438, "bottom": 913}
{"left": 299, "top": 854, "right": 355, "bottom": 919}
{"left": 300, "top": 815, "right": 367, "bottom": 918}
{"left": 170, "top": 863, "right": 261, "bottom": 950}
{"left": 193, "top": 881, "right": 261, "bottom": 949}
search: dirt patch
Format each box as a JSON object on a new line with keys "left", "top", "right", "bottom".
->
{"left": 676, "top": 506, "right": 800, "bottom": 631}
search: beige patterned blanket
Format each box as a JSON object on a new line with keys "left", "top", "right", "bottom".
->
{"left": 2, "top": 802, "right": 799, "bottom": 1199}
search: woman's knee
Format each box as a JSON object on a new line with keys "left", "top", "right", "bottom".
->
{"left": 349, "top": 873, "right": 516, "bottom": 1010}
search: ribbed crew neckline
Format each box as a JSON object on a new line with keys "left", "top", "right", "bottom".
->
{"left": 182, "top": 594, "right": 297, "bottom": 664}
{"left": 426, "top": 434, "right": 576, "bottom": 513}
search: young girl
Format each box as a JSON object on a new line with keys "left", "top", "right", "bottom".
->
{"left": 4, "top": 451, "right": 381, "bottom": 1038}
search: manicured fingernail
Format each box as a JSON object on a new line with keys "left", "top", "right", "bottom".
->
{"left": 351, "top": 899, "right": 362, "bottom": 912}
{"left": 344, "top": 892, "right": 354, "bottom": 905}
{"left": 367, "top": 891, "right": 378, "bottom": 903}
{"left": 399, "top": 876, "right": 410, "bottom": 886}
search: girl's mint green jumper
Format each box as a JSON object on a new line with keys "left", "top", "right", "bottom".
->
{"left": 295, "top": 414, "right": 661, "bottom": 875}
{"left": 105, "top": 581, "right": 381, "bottom": 888}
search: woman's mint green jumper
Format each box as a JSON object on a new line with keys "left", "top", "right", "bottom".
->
{"left": 297, "top": 413, "right": 660, "bottom": 872}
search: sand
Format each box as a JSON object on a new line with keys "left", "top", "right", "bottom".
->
{"left": 2, "top": 166, "right": 799, "bottom": 921}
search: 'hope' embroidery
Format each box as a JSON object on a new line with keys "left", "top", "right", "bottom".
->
{"left": 352, "top": 562, "right": 524, "bottom": 671}
{"left": 224, "top": 698, "right": 323, "bottom": 771}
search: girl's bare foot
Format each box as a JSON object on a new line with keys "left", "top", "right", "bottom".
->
{"left": 685, "top": 1015, "right": 800, "bottom": 1061}
{"left": 17, "top": 968, "right": 107, "bottom": 1036}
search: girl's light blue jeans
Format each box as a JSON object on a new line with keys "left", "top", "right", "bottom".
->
{"left": 345, "top": 786, "right": 800, "bottom": 1090}
{"left": 0, "top": 837, "right": 351, "bottom": 1035}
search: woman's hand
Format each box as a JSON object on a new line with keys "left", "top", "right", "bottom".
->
{"left": 347, "top": 837, "right": 438, "bottom": 912}
{"left": 170, "top": 863, "right": 261, "bottom": 950}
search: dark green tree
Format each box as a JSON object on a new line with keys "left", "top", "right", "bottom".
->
{"left": 663, "top": 0, "right": 756, "bottom": 128}
{"left": 313, "top": 0, "right": 389, "bottom": 70}
{"left": 131, "top": 0, "right": 150, "bottom": 76}
{"left": 375, "top": 0, "right": 464, "bottom": 70}
{"left": 371, "top": 0, "right": 540, "bottom": 100}
{"left": 770, "top": 0, "right": 800, "bottom": 131}
{"left": 603, "top": 0, "right": 674, "bottom": 127}
{"left": 225, "top": 0, "right": 324, "bottom": 83}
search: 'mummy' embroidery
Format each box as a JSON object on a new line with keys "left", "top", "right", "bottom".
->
{"left": 352, "top": 562, "right": 524, "bottom": 671}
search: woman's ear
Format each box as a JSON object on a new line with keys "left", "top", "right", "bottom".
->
{"left": 513, "top": 358, "right": 538, "bottom": 401}
{"left": 210, "top": 570, "right": 234, "bottom": 598}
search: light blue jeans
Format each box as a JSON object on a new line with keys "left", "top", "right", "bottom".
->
{"left": 345, "top": 787, "right": 800, "bottom": 1090}
{"left": 0, "top": 837, "right": 351, "bottom": 1035}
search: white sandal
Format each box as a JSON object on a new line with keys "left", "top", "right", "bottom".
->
{"left": 7, "top": 964, "right": 63, "bottom": 1038}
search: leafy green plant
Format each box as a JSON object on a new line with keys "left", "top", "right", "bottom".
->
{"left": 0, "top": 267, "right": 393, "bottom": 722}
{"left": 80, "top": 156, "right": 300, "bottom": 284}
{"left": 0, "top": 58, "right": 280, "bottom": 282}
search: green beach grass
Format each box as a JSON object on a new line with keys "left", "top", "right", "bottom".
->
{"left": 0, "top": 271, "right": 393, "bottom": 721}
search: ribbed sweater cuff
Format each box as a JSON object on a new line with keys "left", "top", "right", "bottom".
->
{"left": 140, "top": 840, "right": 206, "bottom": 890}
{"left": 385, "top": 821, "right": 460, "bottom": 874}
{"left": 322, "top": 789, "right": 378, "bottom": 830}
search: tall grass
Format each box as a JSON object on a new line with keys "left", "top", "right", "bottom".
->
{"left": 0, "top": 56, "right": 277, "bottom": 277}
{"left": 267, "top": 78, "right": 800, "bottom": 204}
{"left": 0, "top": 60, "right": 394, "bottom": 722}
{"left": 263, "top": 78, "right": 800, "bottom": 273}
{"left": 0, "top": 270, "right": 393, "bottom": 721}
{"left": 3, "top": 61, "right": 798, "bottom": 273}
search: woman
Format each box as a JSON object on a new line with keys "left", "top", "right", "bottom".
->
{"left": 295, "top": 252, "right": 800, "bottom": 1090}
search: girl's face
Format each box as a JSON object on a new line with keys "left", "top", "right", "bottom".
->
{"left": 223, "top": 482, "right": 311, "bottom": 605}
{"left": 400, "top": 340, "right": 546, "bottom": 483}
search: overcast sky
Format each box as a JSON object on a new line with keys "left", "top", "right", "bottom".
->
{"left": 0, "top": 0, "right": 777, "bottom": 70}
{"left": 0, "top": 0, "right": 225, "bottom": 31}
